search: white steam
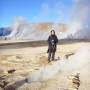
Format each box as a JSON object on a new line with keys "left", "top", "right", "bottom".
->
{"left": 67, "top": 0, "right": 90, "bottom": 39}
{"left": 27, "top": 45, "right": 90, "bottom": 83}
{"left": 5, "top": 17, "right": 66, "bottom": 40}
{"left": 3, "top": 0, "right": 90, "bottom": 40}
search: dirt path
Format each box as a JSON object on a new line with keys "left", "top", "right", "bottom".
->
{"left": 0, "top": 42, "right": 90, "bottom": 90}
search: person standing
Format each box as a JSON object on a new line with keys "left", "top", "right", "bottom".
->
{"left": 47, "top": 30, "right": 58, "bottom": 62}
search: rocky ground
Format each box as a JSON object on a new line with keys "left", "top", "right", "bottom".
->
{"left": 0, "top": 41, "right": 90, "bottom": 90}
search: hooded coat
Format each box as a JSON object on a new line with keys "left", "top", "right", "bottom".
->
{"left": 47, "top": 34, "right": 58, "bottom": 52}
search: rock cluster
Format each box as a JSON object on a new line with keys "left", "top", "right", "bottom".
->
{"left": 68, "top": 73, "right": 80, "bottom": 90}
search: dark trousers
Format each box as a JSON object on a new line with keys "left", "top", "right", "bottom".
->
{"left": 48, "top": 51, "right": 55, "bottom": 62}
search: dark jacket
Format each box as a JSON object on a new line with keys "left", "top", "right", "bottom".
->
{"left": 47, "top": 35, "right": 58, "bottom": 52}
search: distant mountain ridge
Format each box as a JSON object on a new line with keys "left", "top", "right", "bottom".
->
{"left": 0, "top": 17, "right": 67, "bottom": 40}
{"left": 0, "top": 27, "right": 11, "bottom": 36}
{"left": 0, "top": 17, "right": 90, "bottom": 40}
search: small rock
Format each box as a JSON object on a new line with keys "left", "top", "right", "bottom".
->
{"left": 16, "top": 55, "right": 22, "bottom": 59}
{"left": 7, "top": 69, "right": 16, "bottom": 74}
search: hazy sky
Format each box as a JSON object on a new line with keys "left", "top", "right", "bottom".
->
{"left": 0, "top": 0, "right": 74, "bottom": 27}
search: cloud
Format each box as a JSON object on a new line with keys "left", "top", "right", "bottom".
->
{"left": 32, "top": 3, "right": 49, "bottom": 22}
{"left": 32, "top": 0, "right": 67, "bottom": 23}
{"left": 41, "top": 3, "right": 49, "bottom": 15}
